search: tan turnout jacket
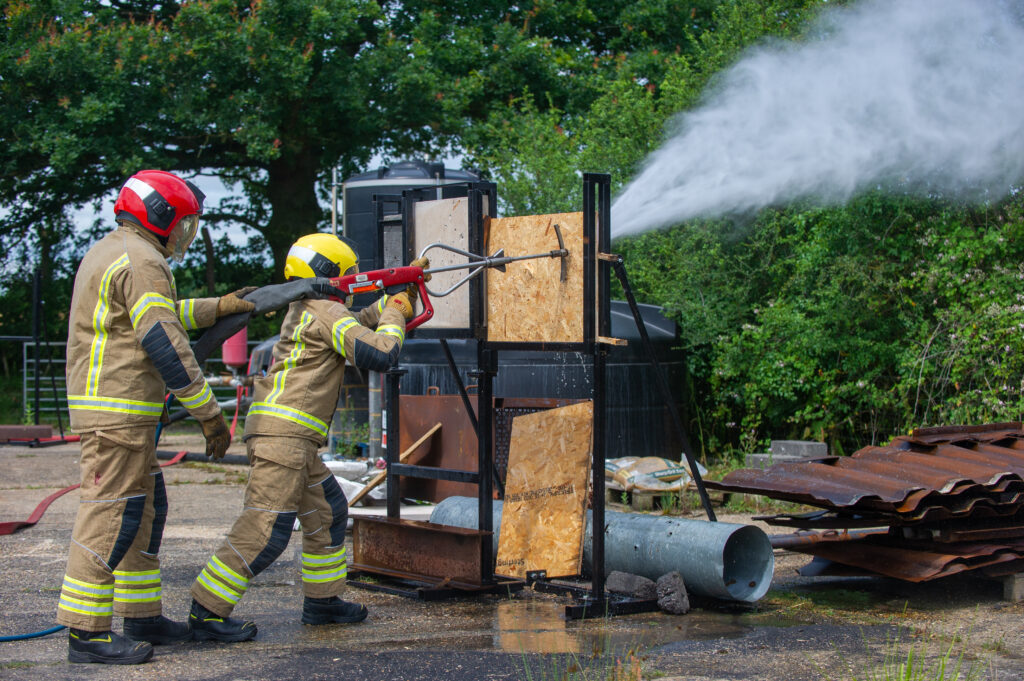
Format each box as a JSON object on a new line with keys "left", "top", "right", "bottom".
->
{"left": 66, "top": 223, "right": 222, "bottom": 432}
{"left": 243, "top": 295, "right": 406, "bottom": 446}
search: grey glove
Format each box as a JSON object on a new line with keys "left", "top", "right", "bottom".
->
{"left": 247, "top": 278, "right": 347, "bottom": 316}
{"left": 192, "top": 279, "right": 348, "bottom": 365}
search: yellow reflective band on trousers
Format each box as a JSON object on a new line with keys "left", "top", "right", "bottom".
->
{"left": 113, "top": 568, "right": 162, "bottom": 604}
{"left": 128, "top": 292, "right": 175, "bottom": 329}
{"left": 177, "top": 298, "right": 199, "bottom": 330}
{"left": 265, "top": 312, "right": 314, "bottom": 404}
{"left": 301, "top": 547, "right": 347, "bottom": 584}
{"left": 58, "top": 575, "right": 114, "bottom": 618}
{"left": 196, "top": 555, "right": 250, "bottom": 605}
{"left": 331, "top": 317, "right": 359, "bottom": 355}
{"left": 67, "top": 394, "right": 164, "bottom": 416}
{"left": 178, "top": 381, "right": 214, "bottom": 409}
{"left": 86, "top": 254, "right": 130, "bottom": 396}
{"left": 248, "top": 402, "right": 329, "bottom": 438}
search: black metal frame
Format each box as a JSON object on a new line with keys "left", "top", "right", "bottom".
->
{"left": 356, "top": 181, "right": 506, "bottom": 597}
{"left": 399, "top": 182, "right": 496, "bottom": 341}
{"left": 366, "top": 174, "right": 667, "bottom": 617}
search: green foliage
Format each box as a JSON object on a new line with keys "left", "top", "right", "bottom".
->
{"left": 616, "top": 193, "right": 1024, "bottom": 457}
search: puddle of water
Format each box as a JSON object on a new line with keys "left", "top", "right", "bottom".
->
{"left": 493, "top": 598, "right": 754, "bottom": 654}
{"left": 254, "top": 591, "right": 804, "bottom": 654}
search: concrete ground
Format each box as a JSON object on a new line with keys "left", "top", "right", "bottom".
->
{"left": 3, "top": 431, "right": 1024, "bottom": 680}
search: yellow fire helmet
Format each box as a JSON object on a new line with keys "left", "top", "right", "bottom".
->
{"left": 283, "top": 233, "right": 359, "bottom": 280}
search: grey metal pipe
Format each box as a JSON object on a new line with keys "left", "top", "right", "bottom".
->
{"left": 430, "top": 496, "right": 774, "bottom": 603}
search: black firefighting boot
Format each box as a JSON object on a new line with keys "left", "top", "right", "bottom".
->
{"left": 301, "top": 596, "right": 368, "bottom": 625}
{"left": 189, "top": 599, "right": 257, "bottom": 642}
{"left": 68, "top": 628, "right": 153, "bottom": 665}
{"left": 123, "top": 615, "right": 192, "bottom": 645}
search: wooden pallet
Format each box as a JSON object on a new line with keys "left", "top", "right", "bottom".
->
{"left": 605, "top": 486, "right": 670, "bottom": 512}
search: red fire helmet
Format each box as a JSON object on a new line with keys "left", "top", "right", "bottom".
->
{"left": 113, "top": 169, "right": 205, "bottom": 240}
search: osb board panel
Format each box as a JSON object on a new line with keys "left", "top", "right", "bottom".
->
{"left": 496, "top": 401, "right": 593, "bottom": 579}
{"left": 486, "top": 212, "right": 585, "bottom": 343}
{"left": 411, "top": 196, "right": 477, "bottom": 329}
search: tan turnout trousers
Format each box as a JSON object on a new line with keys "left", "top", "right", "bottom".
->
{"left": 56, "top": 426, "right": 166, "bottom": 631}
{"left": 190, "top": 436, "right": 350, "bottom": 616}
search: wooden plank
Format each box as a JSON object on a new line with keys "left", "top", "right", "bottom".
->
{"left": 486, "top": 212, "right": 585, "bottom": 343}
{"left": 349, "top": 423, "right": 442, "bottom": 506}
{"left": 496, "top": 401, "right": 593, "bottom": 579}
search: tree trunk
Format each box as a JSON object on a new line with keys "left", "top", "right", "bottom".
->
{"left": 201, "top": 226, "right": 217, "bottom": 295}
{"left": 262, "top": 148, "right": 324, "bottom": 282}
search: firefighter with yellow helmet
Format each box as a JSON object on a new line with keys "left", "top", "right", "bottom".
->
{"left": 58, "top": 170, "right": 258, "bottom": 664}
{"left": 187, "top": 233, "right": 425, "bottom": 640}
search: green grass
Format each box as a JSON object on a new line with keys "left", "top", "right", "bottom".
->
{"left": 515, "top": 633, "right": 648, "bottom": 681}
{"left": 815, "top": 626, "right": 991, "bottom": 681}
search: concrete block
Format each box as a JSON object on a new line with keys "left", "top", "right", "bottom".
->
{"left": 745, "top": 452, "right": 805, "bottom": 470}
{"left": 1003, "top": 573, "right": 1024, "bottom": 602}
{"left": 770, "top": 440, "right": 827, "bottom": 458}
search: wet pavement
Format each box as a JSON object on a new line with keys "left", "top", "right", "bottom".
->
{"left": 3, "top": 434, "right": 1024, "bottom": 680}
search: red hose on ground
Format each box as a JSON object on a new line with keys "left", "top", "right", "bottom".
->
{"left": 1, "top": 386, "right": 245, "bottom": 537}
{"left": 0, "top": 449, "right": 190, "bottom": 536}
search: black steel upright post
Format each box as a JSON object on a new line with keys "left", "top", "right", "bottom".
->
{"left": 582, "top": 174, "right": 606, "bottom": 606}
{"left": 473, "top": 347, "right": 497, "bottom": 584}
{"left": 384, "top": 368, "right": 406, "bottom": 518}
{"left": 31, "top": 268, "right": 41, "bottom": 424}
{"left": 610, "top": 258, "right": 717, "bottom": 522}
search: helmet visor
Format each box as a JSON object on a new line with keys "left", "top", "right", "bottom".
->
{"left": 171, "top": 214, "right": 200, "bottom": 263}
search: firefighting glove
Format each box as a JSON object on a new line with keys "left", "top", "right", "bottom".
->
{"left": 404, "top": 257, "right": 430, "bottom": 304}
{"left": 216, "top": 287, "right": 258, "bottom": 318}
{"left": 409, "top": 256, "right": 431, "bottom": 282}
{"left": 387, "top": 291, "right": 414, "bottom": 320}
{"left": 200, "top": 413, "right": 231, "bottom": 460}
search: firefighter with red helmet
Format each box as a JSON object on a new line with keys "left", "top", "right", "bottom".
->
{"left": 186, "top": 233, "right": 425, "bottom": 641}
{"left": 57, "top": 170, "right": 256, "bottom": 664}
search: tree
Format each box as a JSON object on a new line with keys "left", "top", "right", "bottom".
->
{"left": 0, "top": 0, "right": 590, "bottom": 278}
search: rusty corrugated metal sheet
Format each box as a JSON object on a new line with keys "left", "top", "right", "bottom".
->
{"left": 706, "top": 422, "right": 1024, "bottom": 522}
{"left": 708, "top": 422, "right": 1024, "bottom": 581}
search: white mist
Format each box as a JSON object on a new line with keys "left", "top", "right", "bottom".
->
{"left": 611, "top": 0, "right": 1024, "bottom": 238}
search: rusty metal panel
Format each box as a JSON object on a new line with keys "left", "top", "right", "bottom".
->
{"left": 398, "top": 395, "right": 587, "bottom": 503}
{"left": 351, "top": 516, "right": 489, "bottom": 588}
{"left": 398, "top": 394, "right": 479, "bottom": 502}
{"left": 711, "top": 423, "right": 1024, "bottom": 581}
{"left": 795, "top": 536, "right": 1024, "bottom": 582}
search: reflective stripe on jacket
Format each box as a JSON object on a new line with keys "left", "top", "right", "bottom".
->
{"left": 243, "top": 296, "right": 406, "bottom": 445}
{"left": 66, "top": 224, "right": 222, "bottom": 431}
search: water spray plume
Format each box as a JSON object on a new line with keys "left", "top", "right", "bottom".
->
{"left": 611, "top": 0, "right": 1024, "bottom": 239}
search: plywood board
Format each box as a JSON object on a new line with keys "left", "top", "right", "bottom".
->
{"left": 496, "top": 401, "right": 593, "bottom": 579}
{"left": 411, "top": 197, "right": 475, "bottom": 329}
{"left": 486, "top": 212, "right": 585, "bottom": 343}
